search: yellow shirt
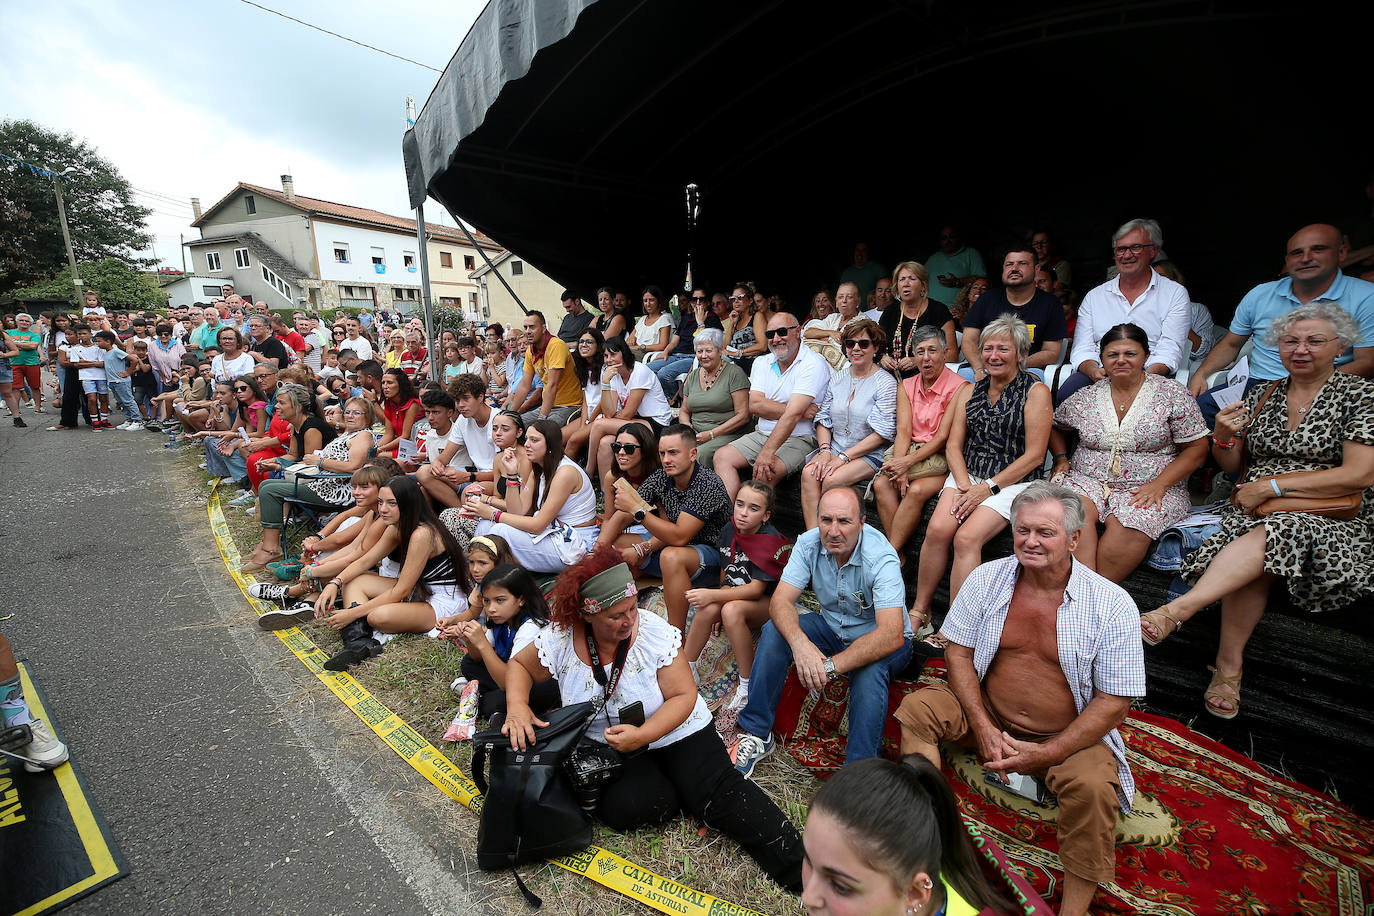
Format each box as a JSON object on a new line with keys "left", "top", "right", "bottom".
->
{"left": 524, "top": 335, "right": 583, "bottom": 409}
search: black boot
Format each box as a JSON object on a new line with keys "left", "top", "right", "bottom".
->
{"left": 323, "top": 619, "right": 381, "bottom": 671}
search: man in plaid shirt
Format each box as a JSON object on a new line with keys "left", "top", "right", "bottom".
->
{"left": 895, "top": 481, "right": 1145, "bottom": 916}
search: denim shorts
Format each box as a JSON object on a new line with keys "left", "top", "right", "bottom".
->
{"left": 82, "top": 379, "right": 110, "bottom": 395}
{"left": 0, "top": 363, "right": 10, "bottom": 384}
{"left": 640, "top": 540, "right": 720, "bottom": 582}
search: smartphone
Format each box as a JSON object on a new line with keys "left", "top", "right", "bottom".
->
{"left": 618, "top": 701, "right": 645, "bottom": 727}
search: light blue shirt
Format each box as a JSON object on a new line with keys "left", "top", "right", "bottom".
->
{"left": 780, "top": 524, "right": 910, "bottom": 645}
{"left": 924, "top": 246, "right": 987, "bottom": 307}
{"left": 101, "top": 346, "right": 129, "bottom": 380}
{"left": 1231, "top": 271, "right": 1374, "bottom": 381}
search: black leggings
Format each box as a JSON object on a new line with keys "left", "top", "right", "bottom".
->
{"left": 594, "top": 725, "right": 803, "bottom": 892}
{"left": 460, "top": 653, "right": 560, "bottom": 721}
{"left": 60, "top": 366, "right": 92, "bottom": 427}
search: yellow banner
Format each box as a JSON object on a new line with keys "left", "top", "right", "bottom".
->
{"left": 207, "top": 493, "right": 763, "bottom": 916}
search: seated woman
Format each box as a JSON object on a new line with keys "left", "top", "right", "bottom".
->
{"left": 630, "top": 285, "right": 673, "bottom": 364}
{"left": 800, "top": 318, "right": 898, "bottom": 529}
{"left": 910, "top": 316, "right": 1052, "bottom": 636}
{"left": 949, "top": 275, "right": 989, "bottom": 328}
{"left": 600, "top": 422, "right": 661, "bottom": 511}
{"left": 682, "top": 481, "right": 791, "bottom": 712}
{"left": 592, "top": 286, "right": 629, "bottom": 341}
{"left": 802, "top": 756, "right": 1016, "bottom": 916}
{"left": 375, "top": 368, "right": 421, "bottom": 457}
{"left": 1050, "top": 323, "right": 1209, "bottom": 581}
{"left": 195, "top": 379, "right": 251, "bottom": 490}
{"left": 1141, "top": 303, "right": 1374, "bottom": 719}
{"left": 243, "top": 393, "right": 375, "bottom": 568}
{"left": 676, "top": 329, "right": 751, "bottom": 468}
{"left": 880, "top": 262, "right": 959, "bottom": 376}
{"left": 654, "top": 289, "right": 721, "bottom": 400}
{"left": 249, "top": 463, "right": 390, "bottom": 626}
{"left": 874, "top": 326, "right": 968, "bottom": 559}
{"left": 150, "top": 357, "right": 205, "bottom": 428}
{"left": 448, "top": 563, "right": 560, "bottom": 722}
{"left": 462, "top": 419, "right": 600, "bottom": 573}
{"left": 803, "top": 281, "right": 865, "bottom": 368}
{"left": 586, "top": 337, "right": 673, "bottom": 481}
{"left": 314, "top": 475, "right": 472, "bottom": 671}
{"left": 502, "top": 545, "right": 804, "bottom": 892}
{"left": 561, "top": 328, "right": 605, "bottom": 460}
{"left": 723, "top": 284, "right": 767, "bottom": 372}
{"left": 439, "top": 408, "right": 526, "bottom": 552}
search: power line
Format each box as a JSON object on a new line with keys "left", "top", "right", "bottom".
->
{"left": 131, "top": 185, "right": 195, "bottom": 206}
{"left": 235, "top": 0, "right": 442, "bottom": 73}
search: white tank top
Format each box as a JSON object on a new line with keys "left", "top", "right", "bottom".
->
{"left": 537, "top": 456, "right": 596, "bottom": 526}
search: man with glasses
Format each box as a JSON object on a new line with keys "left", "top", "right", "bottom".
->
{"left": 189, "top": 305, "right": 224, "bottom": 357}
{"left": 556, "top": 289, "right": 594, "bottom": 344}
{"left": 504, "top": 311, "right": 582, "bottom": 424}
{"left": 714, "top": 312, "right": 831, "bottom": 501}
{"left": 1061, "top": 218, "right": 1190, "bottom": 402}
{"left": 1188, "top": 223, "right": 1374, "bottom": 428}
{"left": 926, "top": 225, "right": 987, "bottom": 308}
{"left": 184, "top": 305, "right": 207, "bottom": 352}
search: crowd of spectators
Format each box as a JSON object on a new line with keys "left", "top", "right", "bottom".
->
{"left": 7, "top": 218, "right": 1374, "bottom": 915}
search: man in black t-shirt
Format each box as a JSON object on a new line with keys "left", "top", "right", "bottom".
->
{"left": 960, "top": 247, "right": 1068, "bottom": 382}
{"left": 597, "top": 424, "right": 732, "bottom": 633}
{"left": 556, "top": 290, "right": 594, "bottom": 344}
{"left": 246, "top": 315, "right": 291, "bottom": 370}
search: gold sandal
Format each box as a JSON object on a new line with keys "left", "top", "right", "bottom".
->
{"left": 1204, "top": 666, "right": 1242, "bottom": 719}
{"left": 1140, "top": 604, "right": 1184, "bottom": 646}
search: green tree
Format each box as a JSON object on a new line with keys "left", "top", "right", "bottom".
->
{"left": 8, "top": 258, "right": 166, "bottom": 311}
{"left": 0, "top": 119, "right": 153, "bottom": 295}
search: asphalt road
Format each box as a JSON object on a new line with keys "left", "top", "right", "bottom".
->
{"left": 0, "top": 416, "right": 502, "bottom": 915}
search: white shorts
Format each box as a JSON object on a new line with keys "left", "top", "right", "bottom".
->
{"left": 941, "top": 473, "right": 1033, "bottom": 521}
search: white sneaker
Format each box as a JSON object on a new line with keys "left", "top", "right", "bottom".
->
{"left": 198, "top": 462, "right": 208, "bottom": 469}
{"left": 227, "top": 492, "right": 255, "bottom": 507}
{"left": 20, "top": 718, "right": 69, "bottom": 773}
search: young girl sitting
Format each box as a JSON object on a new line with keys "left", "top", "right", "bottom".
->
{"left": 313, "top": 475, "right": 471, "bottom": 670}
{"left": 449, "top": 563, "right": 560, "bottom": 722}
{"left": 682, "top": 481, "right": 793, "bottom": 711}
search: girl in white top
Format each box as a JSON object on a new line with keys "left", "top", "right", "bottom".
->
{"left": 585, "top": 336, "right": 672, "bottom": 482}
{"left": 465, "top": 418, "right": 598, "bottom": 573}
{"left": 501, "top": 547, "right": 803, "bottom": 891}
{"left": 211, "top": 327, "right": 255, "bottom": 381}
{"left": 630, "top": 285, "right": 674, "bottom": 363}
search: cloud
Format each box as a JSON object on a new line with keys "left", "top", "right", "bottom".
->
{"left": 0, "top": 0, "right": 482, "bottom": 268}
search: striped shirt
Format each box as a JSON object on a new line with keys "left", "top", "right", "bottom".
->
{"left": 816, "top": 367, "right": 898, "bottom": 456}
{"left": 941, "top": 556, "right": 1145, "bottom": 812}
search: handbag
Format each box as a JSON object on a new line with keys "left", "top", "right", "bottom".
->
{"left": 1230, "top": 382, "right": 1364, "bottom": 520}
{"left": 282, "top": 461, "right": 327, "bottom": 483}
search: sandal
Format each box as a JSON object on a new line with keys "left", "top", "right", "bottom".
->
{"left": 1204, "top": 666, "right": 1242, "bottom": 719}
{"left": 1140, "top": 604, "right": 1184, "bottom": 646}
{"left": 909, "top": 609, "right": 935, "bottom": 641}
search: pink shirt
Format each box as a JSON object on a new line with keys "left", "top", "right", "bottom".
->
{"left": 902, "top": 366, "right": 965, "bottom": 444}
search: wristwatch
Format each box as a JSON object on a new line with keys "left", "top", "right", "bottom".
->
{"left": 633, "top": 506, "right": 648, "bottom": 523}
{"left": 986, "top": 479, "right": 1001, "bottom": 495}
{"left": 822, "top": 657, "right": 836, "bottom": 680}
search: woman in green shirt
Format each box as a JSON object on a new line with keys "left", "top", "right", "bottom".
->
{"left": 677, "top": 328, "right": 751, "bottom": 467}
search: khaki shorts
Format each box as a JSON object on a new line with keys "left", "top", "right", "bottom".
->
{"left": 729, "top": 430, "right": 818, "bottom": 475}
{"left": 882, "top": 444, "right": 949, "bottom": 481}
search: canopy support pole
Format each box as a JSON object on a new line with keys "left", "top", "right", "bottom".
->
{"left": 414, "top": 202, "right": 440, "bottom": 383}
{"left": 456, "top": 220, "right": 531, "bottom": 316}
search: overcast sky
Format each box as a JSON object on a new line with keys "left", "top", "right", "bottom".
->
{"left": 1, "top": 0, "right": 484, "bottom": 269}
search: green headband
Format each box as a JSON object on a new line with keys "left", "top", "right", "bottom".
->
{"left": 580, "top": 563, "right": 637, "bottom": 616}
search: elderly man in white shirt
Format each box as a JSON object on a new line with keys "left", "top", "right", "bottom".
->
{"left": 1059, "top": 218, "right": 1191, "bottom": 403}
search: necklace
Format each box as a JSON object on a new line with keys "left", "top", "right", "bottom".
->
{"left": 896, "top": 299, "right": 928, "bottom": 359}
{"left": 699, "top": 364, "right": 722, "bottom": 391}
{"left": 841, "top": 369, "right": 877, "bottom": 439}
{"left": 1113, "top": 382, "right": 1143, "bottom": 413}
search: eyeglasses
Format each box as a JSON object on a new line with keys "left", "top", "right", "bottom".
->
{"left": 234, "top": 385, "right": 250, "bottom": 392}
{"left": 764, "top": 326, "right": 797, "bottom": 339}
{"left": 1278, "top": 336, "right": 1333, "bottom": 350}
{"left": 728, "top": 294, "right": 748, "bottom": 301}
{"left": 610, "top": 442, "right": 640, "bottom": 454}
{"left": 578, "top": 338, "right": 596, "bottom": 345}
{"left": 843, "top": 338, "right": 875, "bottom": 350}
{"left": 691, "top": 296, "right": 708, "bottom": 302}
{"left": 343, "top": 409, "right": 366, "bottom": 416}
{"left": 1113, "top": 243, "right": 1156, "bottom": 256}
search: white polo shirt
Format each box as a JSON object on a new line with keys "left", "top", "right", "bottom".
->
{"left": 1070, "top": 271, "right": 1191, "bottom": 372}
{"left": 748, "top": 344, "right": 831, "bottom": 438}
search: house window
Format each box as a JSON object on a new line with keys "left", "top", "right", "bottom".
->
{"left": 403, "top": 251, "right": 416, "bottom": 271}
{"left": 468, "top": 292, "right": 477, "bottom": 307}
{"left": 202, "top": 285, "right": 222, "bottom": 297}
{"left": 463, "top": 255, "right": 475, "bottom": 271}
{"left": 342, "top": 286, "right": 353, "bottom": 298}
{"left": 234, "top": 247, "right": 250, "bottom": 269}
{"left": 206, "top": 251, "right": 222, "bottom": 272}
{"left": 245, "top": 195, "right": 256, "bottom": 215}
{"left": 371, "top": 247, "right": 386, "bottom": 274}
{"left": 510, "top": 260, "right": 524, "bottom": 276}
{"left": 333, "top": 242, "right": 350, "bottom": 263}
{"left": 439, "top": 251, "right": 453, "bottom": 269}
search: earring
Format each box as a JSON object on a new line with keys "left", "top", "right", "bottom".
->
{"left": 921, "top": 878, "right": 933, "bottom": 891}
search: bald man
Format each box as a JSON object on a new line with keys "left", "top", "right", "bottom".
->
{"left": 1189, "top": 223, "right": 1374, "bottom": 427}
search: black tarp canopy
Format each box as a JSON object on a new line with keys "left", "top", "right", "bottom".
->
{"left": 404, "top": 0, "right": 1371, "bottom": 316}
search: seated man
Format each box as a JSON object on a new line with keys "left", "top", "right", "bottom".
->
{"left": 733, "top": 486, "right": 913, "bottom": 777}
{"left": 597, "top": 424, "right": 732, "bottom": 633}
{"left": 503, "top": 310, "right": 583, "bottom": 425}
{"left": 713, "top": 312, "right": 830, "bottom": 500}
{"left": 895, "top": 482, "right": 1144, "bottom": 916}
{"left": 960, "top": 247, "right": 1068, "bottom": 382}
{"left": 1060, "top": 218, "right": 1190, "bottom": 402}
{"left": 416, "top": 374, "right": 497, "bottom": 508}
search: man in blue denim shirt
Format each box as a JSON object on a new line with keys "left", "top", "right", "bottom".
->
{"left": 733, "top": 487, "right": 912, "bottom": 778}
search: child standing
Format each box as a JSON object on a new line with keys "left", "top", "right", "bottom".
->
{"left": 95, "top": 330, "right": 144, "bottom": 429}
{"left": 70, "top": 324, "right": 111, "bottom": 428}
{"left": 128, "top": 338, "right": 159, "bottom": 428}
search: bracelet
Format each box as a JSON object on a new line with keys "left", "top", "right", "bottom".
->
{"left": 1212, "top": 436, "right": 1237, "bottom": 450}
{"left": 1053, "top": 453, "right": 1070, "bottom": 461}
{"left": 1270, "top": 477, "right": 1283, "bottom": 497}
{"left": 493, "top": 510, "right": 502, "bottom": 523}
{"left": 817, "top": 444, "right": 832, "bottom": 453}
{"left": 838, "top": 452, "right": 851, "bottom": 463}
{"left": 329, "top": 578, "right": 343, "bottom": 588}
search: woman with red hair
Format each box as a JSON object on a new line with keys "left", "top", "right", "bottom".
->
{"left": 502, "top": 544, "right": 803, "bottom": 892}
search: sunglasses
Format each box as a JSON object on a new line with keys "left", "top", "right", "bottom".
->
{"left": 234, "top": 385, "right": 250, "bottom": 392}
{"left": 843, "top": 338, "right": 875, "bottom": 350}
{"left": 610, "top": 442, "right": 641, "bottom": 454}
{"left": 691, "top": 296, "right": 707, "bottom": 302}
{"left": 728, "top": 294, "right": 748, "bottom": 301}
{"left": 764, "top": 326, "right": 797, "bottom": 339}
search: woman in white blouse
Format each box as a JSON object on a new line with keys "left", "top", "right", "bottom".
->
{"left": 584, "top": 336, "right": 673, "bottom": 481}
{"left": 630, "top": 285, "right": 673, "bottom": 363}
{"left": 502, "top": 545, "right": 803, "bottom": 892}
{"left": 800, "top": 318, "right": 898, "bottom": 528}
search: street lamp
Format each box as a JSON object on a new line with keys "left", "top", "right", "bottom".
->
{"left": 48, "top": 166, "right": 81, "bottom": 298}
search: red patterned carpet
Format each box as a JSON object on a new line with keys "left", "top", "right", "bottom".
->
{"left": 770, "top": 660, "right": 1374, "bottom": 916}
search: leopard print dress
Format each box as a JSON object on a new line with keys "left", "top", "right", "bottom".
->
{"left": 1181, "top": 372, "right": 1374, "bottom": 613}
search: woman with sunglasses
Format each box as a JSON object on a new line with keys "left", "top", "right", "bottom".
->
{"left": 586, "top": 337, "right": 673, "bottom": 481}
{"left": 723, "top": 283, "right": 767, "bottom": 371}
{"left": 601, "top": 422, "right": 661, "bottom": 512}
{"left": 654, "top": 288, "right": 722, "bottom": 401}
{"left": 799, "top": 318, "right": 899, "bottom": 529}
{"left": 191, "top": 379, "right": 251, "bottom": 488}
{"left": 562, "top": 328, "right": 605, "bottom": 461}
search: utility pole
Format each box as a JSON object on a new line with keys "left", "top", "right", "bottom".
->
{"left": 51, "top": 169, "right": 81, "bottom": 299}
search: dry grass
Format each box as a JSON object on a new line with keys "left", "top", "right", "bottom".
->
{"left": 190, "top": 455, "right": 816, "bottom": 916}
